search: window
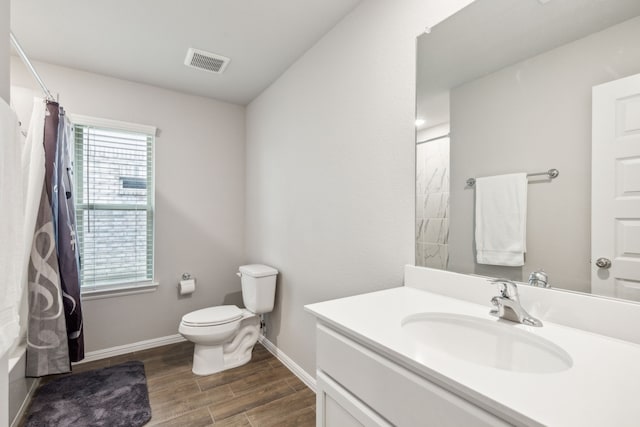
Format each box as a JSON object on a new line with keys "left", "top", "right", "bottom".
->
{"left": 72, "top": 115, "right": 155, "bottom": 292}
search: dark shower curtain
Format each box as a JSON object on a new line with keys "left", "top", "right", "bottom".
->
{"left": 27, "top": 100, "right": 84, "bottom": 376}
{"left": 50, "top": 103, "right": 84, "bottom": 361}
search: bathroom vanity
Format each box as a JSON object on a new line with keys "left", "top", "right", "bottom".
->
{"left": 312, "top": 317, "right": 508, "bottom": 426}
{"left": 305, "top": 266, "right": 640, "bottom": 426}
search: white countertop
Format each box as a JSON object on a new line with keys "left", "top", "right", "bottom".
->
{"left": 305, "top": 286, "right": 640, "bottom": 427}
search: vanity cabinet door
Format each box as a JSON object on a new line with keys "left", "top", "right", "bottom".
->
{"left": 316, "top": 371, "right": 392, "bottom": 427}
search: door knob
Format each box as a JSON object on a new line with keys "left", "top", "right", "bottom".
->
{"left": 595, "top": 257, "right": 612, "bottom": 269}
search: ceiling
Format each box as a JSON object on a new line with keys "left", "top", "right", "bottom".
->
{"left": 416, "top": 0, "right": 640, "bottom": 129}
{"left": 10, "top": 0, "right": 361, "bottom": 105}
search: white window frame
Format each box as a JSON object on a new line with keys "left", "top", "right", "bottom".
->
{"left": 70, "top": 114, "right": 157, "bottom": 299}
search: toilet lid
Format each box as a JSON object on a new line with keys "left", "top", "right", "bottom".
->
{"left": 182, "top": 305, "right": 243, "bottom": 327}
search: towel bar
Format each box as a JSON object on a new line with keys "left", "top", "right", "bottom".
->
{"left": 466, "top": 169, "right": 559, "bottom": 187}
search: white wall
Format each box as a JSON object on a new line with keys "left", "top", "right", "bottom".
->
{"left": 0, "top": 0, "right": 7, "bottom": 103}
{"left": 11, "top": 57, "right": 246, "bottom": 352}
{"left": 245, "top": 0, "right": 473, "bottom": 376}
{"left": 1, "top": 0, "right": 10, "bottom": 423}
{"left": 448, "top": 16, "right": 640, "bottom": 293}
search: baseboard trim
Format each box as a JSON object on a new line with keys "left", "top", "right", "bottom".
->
{"left": 75, "top": 334, "right": 187, "bottom": 364}
{"left": 258, "top": 335, "right": 316, "bottom": 393}
{"left": 10, "top": 378, "right": 40, "bottom": 427}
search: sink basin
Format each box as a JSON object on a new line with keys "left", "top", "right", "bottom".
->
{"left": 402, "top": 313, "right": 572, "bottom": 373}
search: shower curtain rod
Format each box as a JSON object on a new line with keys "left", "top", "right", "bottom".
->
{"left": 10, "top": 31, "right": 56, "bottom": 102}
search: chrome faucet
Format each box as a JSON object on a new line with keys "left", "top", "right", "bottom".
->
{"left": 489, "top": 279, "right": 543, "bottom": 327}
{"left": 528, "top": 270, "right": 549, "bottom": 288}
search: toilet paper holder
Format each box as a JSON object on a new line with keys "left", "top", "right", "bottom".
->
{"left": 178, "top": 273, "right": 196, "bottom": 296}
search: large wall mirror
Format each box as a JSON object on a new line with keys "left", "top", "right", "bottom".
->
{"left": 415, "top": 0, "right": 640, "bottom": 302}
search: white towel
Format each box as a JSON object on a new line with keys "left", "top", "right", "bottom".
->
{"left": 475, "top": 173, "right": 527, "bottom": 266}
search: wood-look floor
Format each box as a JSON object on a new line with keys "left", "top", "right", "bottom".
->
{"left": 20, "top": 342, "right": 316, "bottom": 427}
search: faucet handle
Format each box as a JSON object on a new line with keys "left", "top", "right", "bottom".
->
{"left": 528, "top": 270, "right": 549, "bottom": 288}
{"left": 489, "top": 278, "right": 519, "bottom": 299}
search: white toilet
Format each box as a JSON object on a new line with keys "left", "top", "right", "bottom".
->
{"left": 179, "top": 264, "right": 278, "bottom": 375}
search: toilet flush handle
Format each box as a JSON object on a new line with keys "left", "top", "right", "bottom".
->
{"left": 236, "top": 272, "right": 242, "bottom": 277}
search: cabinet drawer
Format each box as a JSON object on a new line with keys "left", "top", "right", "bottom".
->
{"left": 317, "top": 371, "right": 392, "bottom": 427}
{"left": 317, "top": 324, "right": 510, "bottom": 427}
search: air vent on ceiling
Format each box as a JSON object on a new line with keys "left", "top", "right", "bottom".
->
{"left": 184, "top": 48, "right": 230, "bottom": 74}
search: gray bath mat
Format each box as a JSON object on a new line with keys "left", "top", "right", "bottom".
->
{"left": 25, "top": 361, "right": 151, "bottom": 427}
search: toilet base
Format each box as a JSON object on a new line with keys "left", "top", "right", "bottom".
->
{"left": 192, "top": 344, "right": 224, "bottom": 376}
{"left": 190, "top": 316, "right": 260, "bottom": 376}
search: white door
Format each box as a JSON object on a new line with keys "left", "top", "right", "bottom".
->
{"left": 592, "top": 73, "right": 640, "bottom": 301}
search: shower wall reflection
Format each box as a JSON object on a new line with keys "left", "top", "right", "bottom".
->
{"left": 416, "top": 124, "right": 450, "bottom": 269}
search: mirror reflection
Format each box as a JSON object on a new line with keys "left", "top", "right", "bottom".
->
{"left": 415, "top": 0, "right": 640, "bottom": 302}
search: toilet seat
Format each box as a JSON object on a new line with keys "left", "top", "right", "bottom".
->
{"left": 181, "top": 305, "right": 243, "bottom": 327}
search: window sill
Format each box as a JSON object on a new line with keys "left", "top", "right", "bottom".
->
{"left": 81, "top": 281, "right": 159, "bottom": 301}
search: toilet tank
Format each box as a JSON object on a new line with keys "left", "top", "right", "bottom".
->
{"left": 238, "top": 264, "right": 278, "bottom": 314}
